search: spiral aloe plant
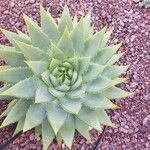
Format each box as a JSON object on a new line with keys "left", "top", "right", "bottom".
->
{"left": 0, "top": 5, "right": 132, "bottom": 150}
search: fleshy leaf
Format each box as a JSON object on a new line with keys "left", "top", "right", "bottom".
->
{"left": 23, "top": 104, "right": 46, "bottom": 131}
{"left": 83, "top": 63, "right": 105, "bottom": 83}
{"left": 1, "top": 99, "right": 32, "bottom": 127}
{"left": 94, "top": 43, "right": 121, "bottom": 64}
{"left": 86, "top": 76, "right": 112, "bottom": 93}
{"left": 0, "top": 84, "right": 12, "bottom": 100}
{"left": 16, "top": 41, "right": 49, "bottom": 61}
{"left": 13, "top": 117, "right": 25, "bottom": 136}
{"left": 24, "top": 15, "right": 51, "bottom": 50}
{"left": 46, "top": 104, "right": 67, "bottom": 134}
{"left": 84, "top": 26, "right": 106, "bottom": 58}
{"left": 59, "top": 115, "right": 75, "bottom": 149}
{"left": 0, "top": 77, "right": 36, "bottom": 98}
{"left": 77, "top": 106, "right": 102, "bottom": 130}
{"left": 1, "top": 28, "right": 31, "bottom": 51}
{"left": 102, "top": 65, "right": 129, "bottom": 78}
{"left": 58, "top": 5, "right": 73, "bottom": 35}
{"left": 61, "top": 98, "right": 82, "bottom": 114}
{"left": 40, "top": 5, "right": 60, "bottom": 43}
{"left": 83, "top": 94, "right": 117, "bottom": 109}
{"left": 42, "top": 119, "right": 55, "bottom": 150}
{"left": 0, "top": 49, "right": 26, "bottom": 67}
{"left": 25, "top": 61, "right": 48, "bottom": 75}
{"left": 103, "top": 86, "right": 133, "bottom": 99}
{"left": 75, "top": 117, "right": 91, "bottom": 142}
{"left": 71, "top": 17, "right": 84, "bottom": 53}
{"left": 0, "top": 67, "right": 33, "bottom": 83}
{"left": 58, "top": 27, "right": 74, "bottom": 57}
{"left": 96, "top": 109, "right": 115, "bottom": 127}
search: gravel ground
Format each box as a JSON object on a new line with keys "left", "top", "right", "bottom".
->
{"left": 0, "top": 0, "right": 150, "bottom": 149}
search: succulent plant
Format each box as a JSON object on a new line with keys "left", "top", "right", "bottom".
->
{"left": 0, "top": 5, "right": 132, "bottom": 150}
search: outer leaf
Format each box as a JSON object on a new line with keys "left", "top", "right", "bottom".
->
{"left": 0, "top": 84, "right": 12, "bottom": 100}
{"left": 77, "top": 106, "right": 102, "bottom": 130}
{"left": 83, "top": 94, "right": 117, "bottom": 109}
{"left": 0, "top": 77, "right": 36, "bottom": 99}
{"left": 1, "top": 99, "right": 18, "bottom": 117}
{"left": 24, "top": 15, "right": 51, "bottom": 50}
{"left": 61, "top": 98, "right": 82, "bottom": 114}
{"left": 71, "top": 18, "right": 84, "bottom": 53}
{"left": 1, "top": 29, "right": 30, "bottom": 51}
{"left": 46, "top": 104, "right": 67, "bottom": 134}
{"left": 35, "top": 83, "right": 54, "bottom": 103}
{"left": 83, "top": 63, "right": 105, "bottom": 83}
{"left": 23, "top": 104, "right": 46, "bottom": 131}
{"left": 0, "top": 49, "right": 26, "bottom": 67}
{"left": 94, "top": 43, "right": 121, "bottom": 64}
{"left": 42, "top": 119, "right": 55, "bottom": 150}
{"left": 78, "top": 57, "right": 91, "bottom": 74}
{"left": 96, "top": 110, "right": 115, "bottom": 127}
{"left": 16, "top": 41, "right": 49, "bottom": 61}
{"left": 59, "top": 115, "right": 75, "bottom": 149}
{"left": 25, "top": 61, "right": 48, "bottom": 75}
{"left": 103, "top": 86, "right": 133, "bottom": 99}
{"left": 0, "top": 67, "right": 33, "bottom": 83}
{"left": 58, "top": 5, "right": 73, "bottom": 35}
{"left": 106, "top": 53, "right": 124, "bottom": 65}
{"left": 58, "top": 27, "right": 74, "bottom": 57}
{"left": 40, "top": 5, "right": 60, "bottom": 43}
{"left": 13, "top": 117, "right": 25, "bottom": 136}
{"left": 1, "top": 99, "right": 32, "bottom": 127}
{"left": 72, "top": 14, "right": 77, "bottom": 28}
{"left": 86, "top": 76, "right": 112, "bottom": 93}
{"left": 84, "top": 26, "right": 106, "bottom": 58}
{"left": 102, "top": 65, "right": 129, "bottom": 78}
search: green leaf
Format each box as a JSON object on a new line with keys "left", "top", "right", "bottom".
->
{"left": 23, "top": 104, "right": 46, "bottom": 131}
{"left": 13, "top": 117, "right": 25, "bottom": 136}
{"left": 68, "top": 85, "right": 85, "bottom": 99}
{"left": 16, "top": 29, "right": 30, "bottom": 40}
{"left": 40, "top": 5, "right": 60, "bottom": 43}
{"left": 0, "top": 49, "right": 26, "bottom": 67}
{"left": 50, "top": 43, "right": 66, "bottom": 60}
{"left": 0, "top": 84, "right": 12, "bottom": 100}
{"left": 72, "top": 14, "right": 78, "bottom": 28}
{"left": 1, "top": 29, "right": 31, "bottom": 51}
{"left": 25, "top": 61, "right": 48, "bottom": 75}
{"left": 103, "top": 86, "right": 133, "bottom": 99}
{"left": 42, "top": 119, "right": 55, "bottom": 150}
{"left": 101, "top": 28, "right": 113, "bottom": 47}
{"left": 61, "top": 98, "right": 82, "bottom": 114}
{"left": 16, "top": 41, "right": 49, "bottom": 61}
{"left": 94, "top": 43, "right": 121, "bottom": 65}
{"left": 83, "top": 94, "right": 117, "bottom": 109}
{"left": 77, "top": 106, "right": 102, "bottom": 130}
{"left": 106, "top": 53, "right": 124, "bottom": 65}
{"left": 78, "top": 57, "right": 91, "bottom": 74}
{"left": 48, "top": 87, "right": 65, "bottom": 98}
{"left": 0, "top": 67, "right": 33, "bottom": 83}
{"left": 58, "top": 27, "right": 74, "bottom": 57}
{"left": 0, "top": 77, "right": 36, "bottom": 99}
{"left": 24, "top": 15, "right": 51, "bottom": 51}
{"left": 59, "top": 115, "right": 75, "bottom": 149}
{"left": 102, "top": 65, "right": 129, "bottom": 78}
{"left": 75, "top": 117, "right": 91, "bottom": 142}
{"left": 86, "top": 76, "right": 112, "bottom": 94}
{"left": 35, "top": 83, "right": 54, "bottom": 103}
{"left": 83, "top": 12, "right": 91, "bottom": 39}
{"left": 1, "top": 99, "right": 18, "bottom": 118}
{"left": 84, "top": 26, "right": 106, "bottom": 58}
{"left": 83, "top": 63, "right": 105, "bottom": 83}
{"left": 96, "top": 109, "right": 115, "bottom": 127}
{"left": 71, "top": 17, "right": 84, "bottom": 53}
{"left": 58, "top": 5, "right": 73, "bottom": 35}
{"left": 1, "top": 99, "right": 32, "bottom": 127}
{"left": 46, "top": 104, "right": 67, "bottom": 134}
{"left": 67, "top": 57, "right": 79, "bottom": 71}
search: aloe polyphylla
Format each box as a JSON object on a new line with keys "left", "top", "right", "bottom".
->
{"left": 0, "top": 5, "right": 132, "bottom": 150}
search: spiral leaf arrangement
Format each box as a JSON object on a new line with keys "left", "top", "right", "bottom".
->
{"left": 0, "top": 5, "right": 132, "bottom": 150}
